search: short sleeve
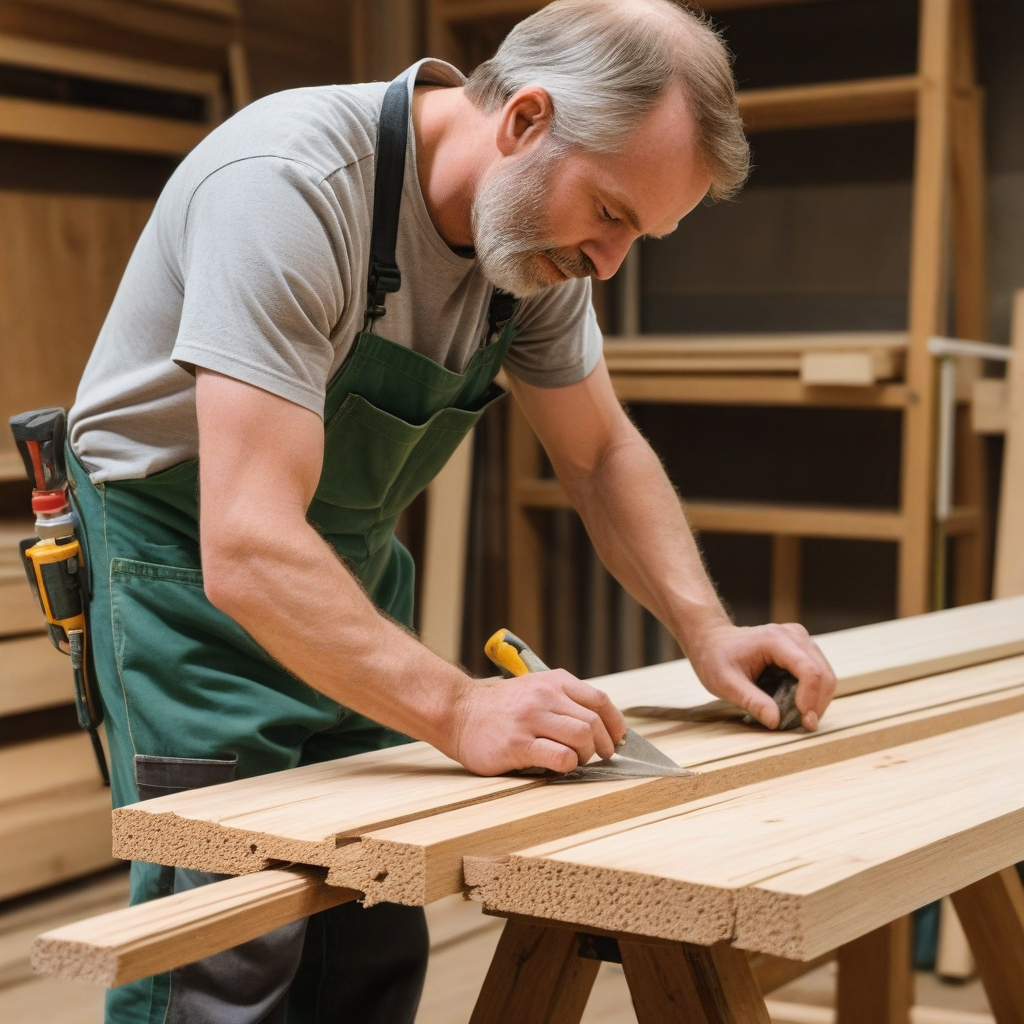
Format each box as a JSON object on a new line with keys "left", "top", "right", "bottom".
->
{"left": 173, "top": 157, "right": 347, "bottom": 417}
{"left": 502, "top": 277, "right": 604, "bottom": 388}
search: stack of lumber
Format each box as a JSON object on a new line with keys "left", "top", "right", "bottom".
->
{"left": 602, "top": 333, "right": 907, "bottom": 386}
{"left": 0, "top": 528, "right": 114, "bottom": 900}
{"left": 28, "top": 596, "right": 1024, "bottom": 1004}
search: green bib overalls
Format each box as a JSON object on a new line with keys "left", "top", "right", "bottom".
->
{"left": 68, "top": 65, "right": 516, "bottom": 1024}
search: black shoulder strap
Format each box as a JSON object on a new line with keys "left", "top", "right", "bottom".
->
{"left": 366, "top": 69, "right": 414, "bottom": 329}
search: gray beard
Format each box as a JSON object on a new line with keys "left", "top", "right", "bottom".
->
{"left": 471, "top": 141, "right": 595, "bottom": 297}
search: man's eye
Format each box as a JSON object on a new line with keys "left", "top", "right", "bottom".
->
{"left": 601, "top": 205, "right": 616, "bottom": 222}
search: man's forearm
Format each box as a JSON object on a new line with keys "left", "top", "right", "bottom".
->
{"left": 203, "top": 515, "right": 469, "bottom": 755}
{"left": 558, "top": 425, "right": 730, "bottom": 655}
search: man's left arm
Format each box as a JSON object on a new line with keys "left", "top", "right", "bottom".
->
{"left": 508, "top": 355, "right": 837, "bottom": 730}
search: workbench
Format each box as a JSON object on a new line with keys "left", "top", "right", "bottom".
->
{"left": 32, "top": 598, "right": 1024, "bottom": 1022}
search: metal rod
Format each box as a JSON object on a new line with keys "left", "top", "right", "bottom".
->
{"left": 928, "top": 336, "right": 1013, "bottom": 361}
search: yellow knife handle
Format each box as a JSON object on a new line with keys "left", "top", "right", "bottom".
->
{"left": 485, "top": 628, "right": 550, "bottom": 677}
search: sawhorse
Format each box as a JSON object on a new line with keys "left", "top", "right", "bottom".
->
{"left": 467, "top": 867, "right": 1024, "bottom": 1024}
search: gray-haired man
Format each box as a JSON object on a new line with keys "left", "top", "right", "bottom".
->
{"left": 68, "top": 1, "right": 836, "bottom": 1020}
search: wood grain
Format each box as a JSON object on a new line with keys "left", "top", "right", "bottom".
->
{"left": 115, "top": 651, "right": 1024, "bottom": 894}
{"left": 836, "top": 918, "right": 912, "bottom": 1024}
{"left": 467, "top": 917, "right": 599, "bottom": 1024}
{"left": 466, "top": 712, "right": 1024, "bottom": 958}
{"left": 0, "top": 192, "right": 153, "bottom": 470}
{"left": 0, "top": 635, "right": 75, "bottom": 716}
{"left": 31, "top": 866, "right": 354, "bottom": 987}
{"left": 994, "top": 291, "right": 1024, "bottom": 599}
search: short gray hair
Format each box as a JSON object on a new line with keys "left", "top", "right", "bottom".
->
{"left": 464, "top": 0, "right": 749, "bottom": 201}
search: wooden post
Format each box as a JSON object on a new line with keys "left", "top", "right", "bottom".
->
{"left": 620, "top": 940, "right": 771, "bottom": 1024}
{"left": 508, "top": 399, "right": 547, "bottom": 657}
{"left": 420, "top": 433, "right": 474, "bottom": 663}
{"left": 950, "top": 867, "right": 1024, "bottom": 1024}
{"left": 898, "top": 0, "right": 955, "bottom": 617}
{"left": 950, "top": 0, "right": 990, "bottom": 606}
{"left": 770, "top": 535, "right": 802, "bottom": 623}
{"left": 994, "top": 291, "right": 1024, "bottom": 598}
{"left": 835, "top": 917, "right": 913, "bottom": 1024}
{"left": 468, "top": 919, "right": 599, "bottom": 1024}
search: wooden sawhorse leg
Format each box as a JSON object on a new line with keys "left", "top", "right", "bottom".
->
{"left": 468, "top": 914, "right": 770, "bottom": 1024}
{"left": 836, "top": 915, "right": 913, "bottom": 1024}
{"left": 951, "top": 867, "right": 1024, "bottom": 1024}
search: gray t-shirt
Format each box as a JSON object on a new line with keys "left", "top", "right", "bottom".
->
{"left": 69, "top": 59, "right": 602, "bottom": 482}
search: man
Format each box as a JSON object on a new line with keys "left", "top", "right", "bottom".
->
{"left": 68, "top": 0, "right": 836, "bottom": 1020}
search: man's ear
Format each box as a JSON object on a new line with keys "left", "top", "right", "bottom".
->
{"left": 495, "top": 86, "right": 554, "bottom": 156}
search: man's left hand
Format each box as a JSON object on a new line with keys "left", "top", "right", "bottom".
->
{"left": 686, "top": 620, "right": 837, "bottom": 731}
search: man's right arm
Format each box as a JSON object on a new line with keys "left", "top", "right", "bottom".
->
{"left": 195, "top": 367, "right": 625, "bottom": 776}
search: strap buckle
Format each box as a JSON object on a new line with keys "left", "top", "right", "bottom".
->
{"left": 365, "top": 261, "right": 402, "bottom": 329}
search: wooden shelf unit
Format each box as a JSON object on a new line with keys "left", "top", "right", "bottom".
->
{"left": 425, "top": 0, "right": 992, "bottom": 651}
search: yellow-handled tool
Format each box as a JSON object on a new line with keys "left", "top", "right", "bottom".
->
{"left": 484, "top": 628, "right": 695, "bottom": 783}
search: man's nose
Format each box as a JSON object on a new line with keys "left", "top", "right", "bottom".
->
{"left": 582, "top": 234, "right": 638, "bottom": 280}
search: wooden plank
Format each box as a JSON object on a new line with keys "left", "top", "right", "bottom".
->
{"left": 603, "top": 332, "right": 908, "bottom": 358}
{"left": 466, "top": 712, "right": 1024, "bottom": 959}
{"left": 112, "top": 621, "right": 1024, "bottom": 886}
{"left": 0, "top": 31, "right": 221, "bottom": 102}
{"left": 467, "top": 917, "right": 599, "bottom": 1024}
{"left": 516, "top": 485, "right": 908, "bottom": 541}
{"left": 608, "top": 374, "right": 911, "bottom": 408}
{"left": 0, "top": 635, "right": 73, "bottom": 717}
{"left": 972, "top": 379, "right": 1007, "bottom": 434}
{"left": 31, "top": 866, "right": 353, "bottom": 988}
{"left": 799, "top": 349, "right": 902, "bottom": 385}
{"left": 950, "top": 867, "right": 1024, "bottom": 1024}
{"left": 994, "top": 291, "right": 1024, "bottom": 598}
{"left": 0, "top": 783, "right": 114, "bottom": 902}
{"left": 0, "top": 733, "right": 106, "bottom": 804}
{"left": 739, "top": 76, "right": 920, "bottom": 133}
{"left": 898, "top": 0, "right": 955, "bottom": 617}
{"left": 749, "top": 951, "right": 833, "bottom": 995}
{"left": 770, "top": 535, "right": 801, "bottom": 622}
{"left": 420, "top": 432, "right": 474, "bottom": 662}
{"left": 507, "top": 398, "right": 546, "bottom": 658}
{"left": 325, "top": 666, "right": 1024, "bottom": 905}
{"left": 0, "top": 95, "right": 209, "bottom": 154}
{"left": 0, "top": 193, "right": 153, "bottom": 468}
{"left": 604, "top": 595, "right": 1024, "bottom": 712}
{"left": 836, "top": 918, "right": 912, "bottom": 1024}
{"left": 0, "top": 577, "right": 43, "bottom": 639}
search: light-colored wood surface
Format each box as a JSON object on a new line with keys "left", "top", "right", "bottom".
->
{"left": 835, "top": 918, "right": 912, "bottom": 1024}
{"left": 0, "top": 733, "right": 105, "bottom": 805}
{"left": 972, "top": 379, "right": 1007, "bottom": 434}
{"left": 770, "top": 535, "right": 801, "bottom": 623}
{"left": 306, "top": 677, "right": 1024, "bottom": 904}
{"left": 0, "top": 95, "right": 209, "bottom": 154}
{"left": 32, "top": 866, "right": 354, "bottom": 987}
{"left": 0, "top": 636, "right": 74, "bottom": 717}
{"left": 465, "top": 712, "right": 1024, "bottom": 959}
{"left": 118, "top": 646, "right": 1024, "bottom": 901}
{"left": 994, "top": 291, "right": 1024, "bottom": 598}
{"left": 0, "top": 192, "right": 153, "bottom": 470}
{"left": 420, "top": 432, "right": 474, "bottom": 663}
{"left": 738, "top": 75, "right": 919, "bottom": 133}
{"left": 0, "top": 31, "right": 221, "bottom": 105}
{"left": 0, "top": 577, "right": 42, "bottom": 638}
{"left": 898, "top": 0, "right": 955, "bottom": 617}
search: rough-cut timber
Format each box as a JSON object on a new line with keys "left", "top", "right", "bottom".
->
{"left": 32, "top": 866, "right": 354, "bottom": 987}
{"left": 116, "top": 654, "right": 1024, "bottom": 898}
{"left": 465, "top": 713, "right": 1024, "bottom": 960}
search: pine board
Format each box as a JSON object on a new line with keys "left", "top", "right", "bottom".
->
{"left": 465, "top": 713, "right": 1024, "bottom": 960}
{"left": 0, "top": 733, "right": 106, "bottom": 805}
{"left": 113, "top": 654, "right": 1024, "bottom": 893}
{"left": 600, "top": 595, "right": 1024, "bottom": 716}
{"left": 0, "top": 635, "right": 74, "bottom": 717}
{"left": 0, "top": 576, "right": 42, "bottom": 638}
{"left": 32, "top": 866, "right": 354, "bottom": 987}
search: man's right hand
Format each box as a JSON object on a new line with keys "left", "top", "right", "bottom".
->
{"left": 449, "top": 670, "right": 627, "bottom": 776}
